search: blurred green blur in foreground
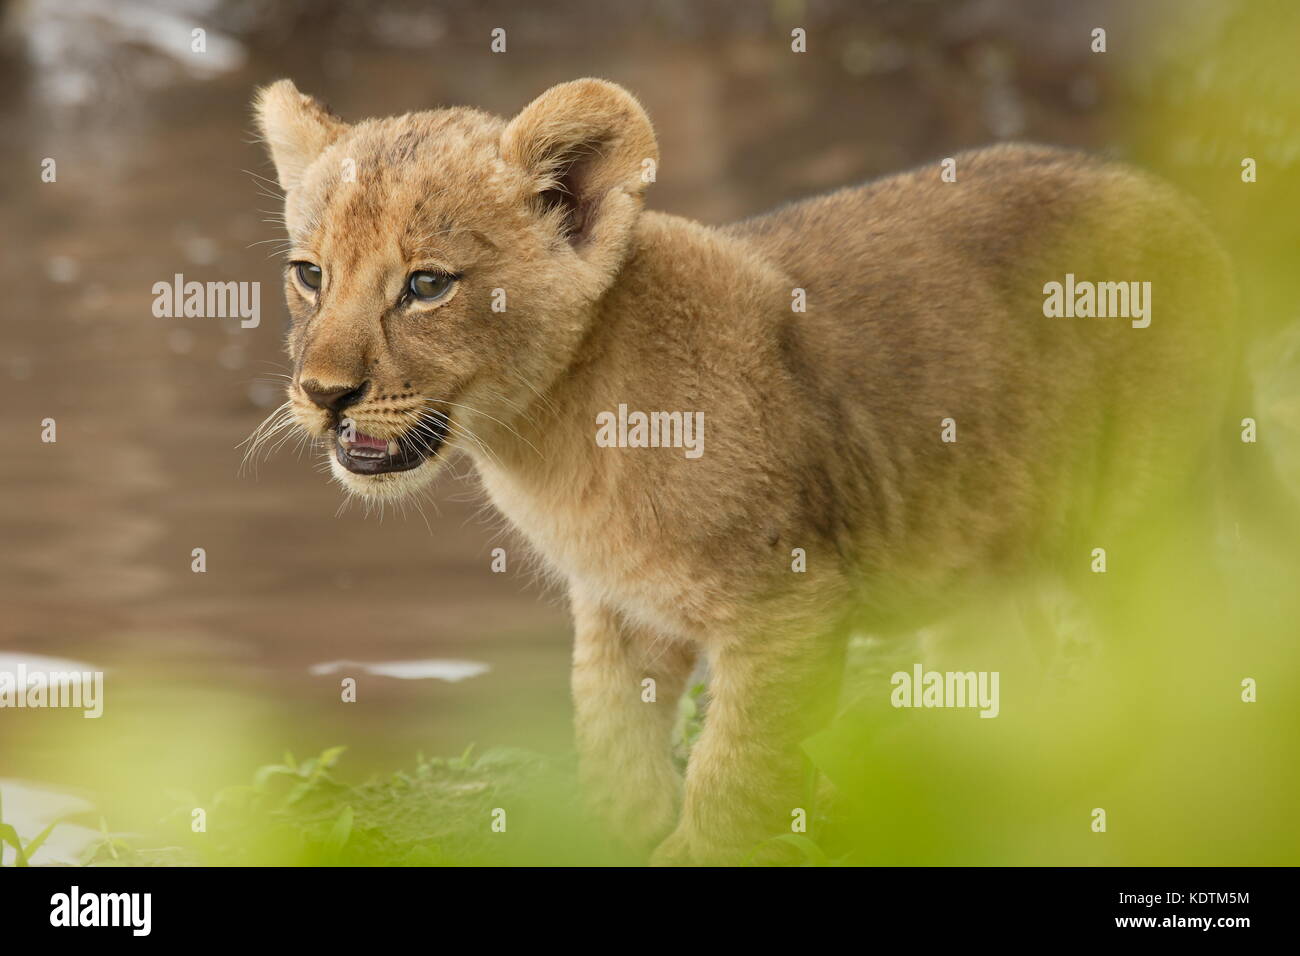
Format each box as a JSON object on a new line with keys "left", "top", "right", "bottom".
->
{"left": 51, "top": 505, "right": 1299, "bottom": 867}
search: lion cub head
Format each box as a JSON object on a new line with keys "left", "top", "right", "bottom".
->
{"left": 252, "top": 78, "right": 657, "bottom": 500}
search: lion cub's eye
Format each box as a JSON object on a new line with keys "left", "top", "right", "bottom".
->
{"left": 408, "top": 271, "right": 455, "bottom": 302}
{"left": 295, "top": 262, "right": 322, "bottom": 291}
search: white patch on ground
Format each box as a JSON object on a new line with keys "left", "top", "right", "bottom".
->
{"left": 0, "top": 652, "right": 104, "bottom": 699}
{"left": 309, "top": 659, "right": 491, "bottom": 682}
{"left": 0, "top": 779, "right": 100, "bottom": 866}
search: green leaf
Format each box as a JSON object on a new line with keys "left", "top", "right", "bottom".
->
{"left": 283, "top": 781, "right": 314, "bottom": 806}
{"left": 252, "top": 764, "right": 297, "bottom": 790}
{"left": 22, "top": 817, "right": 64, "bottom": 863}
{"left": 324, "top": 806, "right": 353, "bottom": 858}
{"left": 0, "top": 822, "right": 28, "bottom": 867}
{"left": 451, "top": 743, "right": 476, "bottom": 769}
{"left": 99, "top": 817, "right": 118, "bottom": 861}
{"left": 318, "top": 745, "right": 347, "bottom": 769}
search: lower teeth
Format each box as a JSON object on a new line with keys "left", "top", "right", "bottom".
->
{"left": 337, "top": 437, "right": 405, "bottom": 461}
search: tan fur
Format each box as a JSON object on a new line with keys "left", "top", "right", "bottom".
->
{"left": 254, "top": 78, "right": 1233, "bottom": 864}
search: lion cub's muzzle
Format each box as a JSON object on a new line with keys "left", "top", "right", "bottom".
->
{"left": 299, "top": 377, "right": 449, "bottom": 476}
{"left": 334, "top": 417, "right": 447, "bottom": 475}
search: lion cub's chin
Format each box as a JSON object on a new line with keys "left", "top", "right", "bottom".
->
{"left": 327, "top": 451, "right": 440, "bottom": 502}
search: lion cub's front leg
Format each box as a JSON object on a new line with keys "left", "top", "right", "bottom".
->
{"left": 652, "top": 626, "right": 846, "bottom": 865}
{"left": 570, "top": 591, "right": 698, "bottom": 855}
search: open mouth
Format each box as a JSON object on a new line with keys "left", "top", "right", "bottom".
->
{"left": 334, "top": 417, "right": 448, "bottom": 475}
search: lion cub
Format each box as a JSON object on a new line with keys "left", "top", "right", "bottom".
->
{"left": 254, "top": 78, "right": 1232, "bottom": 864}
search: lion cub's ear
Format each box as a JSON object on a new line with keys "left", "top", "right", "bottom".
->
{"left": 253, "top": 79, "right": 348, "bottom": 191}
{"left": 501, "top": 79, "right": 658, "bottom": 260}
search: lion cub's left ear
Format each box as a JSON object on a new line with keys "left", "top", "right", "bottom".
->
{"left": 253, "top": 79, "right": 348, "bottom": 191}
{"left": 501, "top": 79, "right": 658, "bottom": 264}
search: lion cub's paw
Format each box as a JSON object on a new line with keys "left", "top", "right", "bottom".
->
{"left": 648, "top": 827, "right": 706, "bottom": 867}
{"left": 584, "top": 771, "right": 680, "bottom": 856}
{"left": 649, "top": 825, "right": 757, "bottom": 867}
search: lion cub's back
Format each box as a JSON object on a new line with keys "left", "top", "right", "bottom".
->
{"left": 729, "top": 143, "right": 1235, "bottom": 566}
{"left": 729, "top": 140, "right": 1234, "bottom": 409}
{"left": 728, "top": 142, "right": 1226, "bottom": 319}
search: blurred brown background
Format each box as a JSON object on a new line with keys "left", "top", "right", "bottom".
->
{"left": 1, "top": 0, "right": 1292, "bottom": 798}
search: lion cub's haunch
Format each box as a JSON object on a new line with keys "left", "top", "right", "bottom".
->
{"left": 254, "top": 78, "right": 1233, "bottom": 864}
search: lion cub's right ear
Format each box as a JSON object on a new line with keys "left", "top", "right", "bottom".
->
{"left": 253, "top": 79, "right": 348, "bottom": 191}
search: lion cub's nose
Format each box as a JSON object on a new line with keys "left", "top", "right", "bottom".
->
{"left": 301, "top": 379, "right": 370, "bottom": 413}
